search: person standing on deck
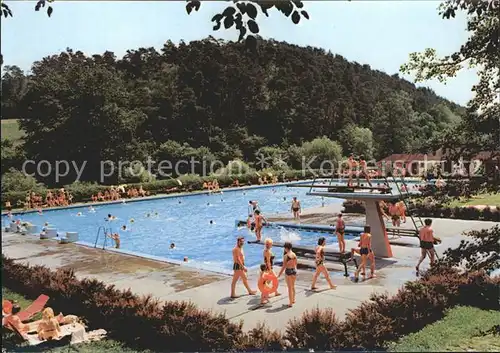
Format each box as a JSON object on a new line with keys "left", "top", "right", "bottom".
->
{"left": 357, "top": 155, "right": 373, "bottom": 187}
{"left": 354, "top": 225, "right": 374, "bottom": 281}
{"left": 335, "top": 213, "right": 346, "bottom": 253}
{"left": 347, "top": 154, "right": 357, "bottom": 187}
{"left": 388, "top": 200, "right": 402, "bottom": 237}
{"left": 311, "top": 237, "right": 337, "bottom": 290}
{"left": 291, "top": 197, "right": 301, "bottom": 222}
{"left": 415, "top": 219, "right": 437, "bottom": 276}
{"left": 231, "top": 237, "right": 257, "bottom": 298}
{"left": 254, "top": 210, "right": 267, "bottom": 241}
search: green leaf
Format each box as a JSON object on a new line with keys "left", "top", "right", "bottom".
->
{"left": 247, "top": 19, "right": 259, "bottom": 34}
{"left": 246, "top": 3, "right": 257, "bottom": 19}
{"left": 236, "top": 3, "right": 247, "bottom": 15}
{"left": 291, "top": 10, "right": 300, "bottom": 24}
{"left": 192, "top": 1, "right": 201, "bottom": 11}
{"left": 211, "top": 14, "right": 223, "bottom": 22}
{"left": 222, "top": 6, "right": 236, "bottom": 17}
{"left": 213, "top": 22, "right": 221, "bottom": 31}
{"left": 292, "top": 0, "right": 304, "bottom": 9}
{"left": 186, "top": 3, "right": 193, "bottom": 15}
{"left": 224, "top": 15, "right": 234, "bottom": 29}
{"left": 47, "top": 6, "right": 53, "bottom": 17}
{"left": 301, "top": 10, "right": 309, "bottom": 20}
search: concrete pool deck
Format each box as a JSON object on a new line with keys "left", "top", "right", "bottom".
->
{"left": 2, "top": 212, "right": 498, "bottom": 331}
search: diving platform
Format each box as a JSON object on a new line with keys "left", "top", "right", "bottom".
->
{"left": 306, "top": 191, "right": 400, "bottom": 201}
{"left": 289, "top": 181, "right": 399, "bottom": 258}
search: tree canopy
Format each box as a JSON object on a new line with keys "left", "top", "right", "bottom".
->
{"left": 401, "top": 0, "right": 499, "bottom": 160}
{"left": 2, "top": 38, "right": 463, "bottom": 185}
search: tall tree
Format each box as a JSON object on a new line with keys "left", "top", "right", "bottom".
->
{"left": 1, "top": 66, "right": 28, "bottom": 119}
{"left": 400, "top": 0, "right": 500, "bottom": 159}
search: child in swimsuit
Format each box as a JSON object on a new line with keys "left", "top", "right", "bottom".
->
{"left": 354, "top": 225, "right": 372, "bottom": 282}
{"left": 335, "top": 213, "right": 346, "bottom": 253}
{"left": 259, "top": 264, "right": 271, "bottom": 305}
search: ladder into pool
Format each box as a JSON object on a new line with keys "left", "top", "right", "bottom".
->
{"left": 94, "top": 226, "right": 113, "bottom": 249}
{"left": 383, "top": 173, "right": 424, "bottom": 237}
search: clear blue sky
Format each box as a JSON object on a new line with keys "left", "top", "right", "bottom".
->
{"left": 2, "top": 1, "right": 477, "bottom": 105}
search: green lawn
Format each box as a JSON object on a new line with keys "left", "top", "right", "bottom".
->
{"left": 2, "top": 287, "right": 148, "bottom": 353}
{"left": 1, "top": 119, "right": 25, "bottom": 144}
{"left": 448, "top": 193, "right": 500, "bottom": 207}
{"left": 389, "top": 306, "right": 500, "bottom": 352}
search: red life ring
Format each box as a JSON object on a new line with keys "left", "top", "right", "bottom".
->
{"left": 258, "top": 272, "right": 279, "bottom": 294}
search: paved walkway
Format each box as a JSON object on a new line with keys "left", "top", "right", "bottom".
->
{"left": 2, "top": 216, "right": 497, "bottom": 331}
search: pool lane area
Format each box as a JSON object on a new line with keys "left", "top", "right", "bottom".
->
{"left": 2, "top": 179, "right": 426, "bottom": 273}
{"left": 2, "top": 183, "right": 344, "bottom": 272}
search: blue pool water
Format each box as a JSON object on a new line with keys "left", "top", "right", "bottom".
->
{"left": 2, "top": 180, "right": 424, "bottom": 272}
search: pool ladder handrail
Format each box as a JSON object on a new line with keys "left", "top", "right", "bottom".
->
{"left": 94, "top": 226, "right": 112, "bottom": 250}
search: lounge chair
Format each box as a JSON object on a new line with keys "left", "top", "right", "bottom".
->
{"left": 4, "top": 315, "right": 72, "bottom": 347}
{"left": 16, "top": 294, "right": 49, "bottom": 323}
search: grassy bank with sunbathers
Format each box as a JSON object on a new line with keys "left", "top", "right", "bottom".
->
{"left": 2, "top": 287, "right": 147, "bottom": 353}
{"left": 388, "top": 306, "right": 500, "bottom": 352}
{"left": 447, "top": 192, "right": 500, "bottom": 207}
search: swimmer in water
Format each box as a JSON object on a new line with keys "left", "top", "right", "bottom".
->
{"left": 146, "top": 213, "right": 150, "bottom": 218}
{"left": 38, "top": 209, "right": 43, "bottom": 215}
{"left": 210, "top": 220, "right": 215, "bottom": 225}
{"left": 207, "top": 202, "right": 210, "bottom": 206}
{"left": 76, "top": 212, "right": 82, "bottom": 216}
{"left": 121, "top": 225, "right": 127, "bottom": 231}
{"left": 178, "top": 200, "right": 182, "bottom": 204}
{"left": 154, "top": 212, "right": 158, "bottom": 216}
{"left": 130, "top": 218, "right": 135, "bottom": 223}
{"left": 170, "top": 243, "right": 175, "bottom": 249}
{"left": 88, "top": 206, "right": 95, "bottom": 213}
{"left": 107, "top": 233, "right": 120, "bottom": 249}
{"left": 183, "top": 257, "right": 188, "bottom": 262}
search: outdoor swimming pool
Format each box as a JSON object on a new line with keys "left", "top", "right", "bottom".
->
{"left": 2, "top": 180, "right": 425, "bottom": 272}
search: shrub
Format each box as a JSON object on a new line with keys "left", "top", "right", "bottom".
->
{"left": 300, "top": 137, "right": 343, "bottom": 170}
{"left": 241, "top": 323, "right": 285, "bottom": 351}
{"left": 1, "top": 168, "right": 46, "bottom": 194}
{"left": 285, "top": 308, "right": 343, "bottom": 350}
{"left": 440, "top": 225, "right": 500, "bottom": 275}
{"left": 1, "top": 255, "right": 244, "bottom": 351}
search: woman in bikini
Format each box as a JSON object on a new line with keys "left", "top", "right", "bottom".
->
{"left": 278, "top": 242, "right": 297, "bottom": 307}
{"left": 263, "top": 238, "right": 280, "bottom": 297}
{"left": 37, "top": 307, "right": 61, "bottom": 341}
{"left": 311, "top": 237, "right": 337, "bottom": 290}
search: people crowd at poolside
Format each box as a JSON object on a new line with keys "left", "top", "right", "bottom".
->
{"left": 4, "top": 163, "right": 441, "bottom": 310}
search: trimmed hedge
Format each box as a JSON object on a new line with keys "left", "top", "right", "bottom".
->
{"left": 1, "top": 255, "right": 245, "bottom": 351}
{"left": 3, "top": 256, "right": 499, "bottom": 350}
{"left": 342, "top": 200, "right": 500, "bottom": 222}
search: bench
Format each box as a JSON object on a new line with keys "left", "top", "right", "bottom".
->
{"left": 385, "top": 227, "right": 418, "bottom": 237}
{"left": 247, "top": 240, "right": 357, "bottom": 277}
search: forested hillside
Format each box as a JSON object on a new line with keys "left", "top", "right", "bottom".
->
{"left": 1, "top": 37, "right": 464, "bottom": 184}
